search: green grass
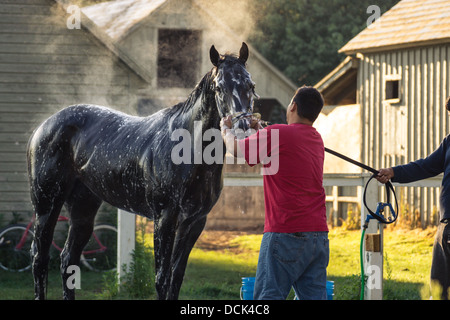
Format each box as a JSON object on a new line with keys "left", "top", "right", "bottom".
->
{"left": 326, "top": 227, "right": 435, "bottom": 300}
{"left": 0, "top": 227, "right": 436, "bottom": 300}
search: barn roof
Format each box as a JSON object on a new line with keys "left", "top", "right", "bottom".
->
{"left": 81, "top": 0, "right": 168, "bottom": 41}
{"left": 340, "top": 0, "right": 450, "bottom": 54}
{"left": 53, "top": 0, "right": 153, "bottom": 83}
{"left": 314, "top": 56, "right": 358, "bottom": 106}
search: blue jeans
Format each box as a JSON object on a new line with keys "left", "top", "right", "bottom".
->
{"left": 254, "top": 232, "right": 329, "bottom": 300}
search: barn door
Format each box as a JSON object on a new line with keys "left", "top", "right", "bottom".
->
{"left": 382, "top": 101, "right": 406, "bottom": 167}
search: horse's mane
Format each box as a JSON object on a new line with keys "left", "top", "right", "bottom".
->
{"left": 165, "top": 70, "right": 213, "bottom": 118}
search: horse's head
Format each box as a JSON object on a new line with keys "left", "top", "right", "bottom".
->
{"left": 209, "top": 42, "right": 258, "bottom": 132}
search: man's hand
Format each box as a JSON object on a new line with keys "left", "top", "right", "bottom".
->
{"left": 376, "top": 168, "right": 394, "bottom": 184}
{"left": 250, "top": 116, "right": 263, "bottom": 131}
{"left": 220, "top": 115, "right": 263, "bottom": 133}
{"left": 220, "top": 115, "right": 233, "bottom": 133}
{"left": 220, "top": 115, "right": 262, "bottom": 158}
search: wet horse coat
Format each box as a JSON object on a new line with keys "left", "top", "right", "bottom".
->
{"left": 27, "top": 43, "right": 256, "bottom": 299}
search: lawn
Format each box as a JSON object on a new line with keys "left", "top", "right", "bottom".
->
{"left": 0, "top": 226, "right": 436, "bottom": 300}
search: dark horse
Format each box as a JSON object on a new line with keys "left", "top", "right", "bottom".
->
{"left": 27, "top": 43, "right": 257, "bottom": 300}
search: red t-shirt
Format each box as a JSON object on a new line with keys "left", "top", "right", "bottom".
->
{"left": 238, "top": 123, "right": 328, "bottom": 233}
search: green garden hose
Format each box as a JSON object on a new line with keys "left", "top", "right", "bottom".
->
{"left": 360, "top": 227, "right": 366, "bottom": 300}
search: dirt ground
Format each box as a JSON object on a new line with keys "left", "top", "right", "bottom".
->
{"left": 140, "top": 218, "right": 258, "bottom": 253}
{"left": 194, "top": 230, "right": 254, "bottom": 253}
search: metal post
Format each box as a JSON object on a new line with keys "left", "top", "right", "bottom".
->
{"left": 117, "top": 209, "right": 135, "bottom": 283}
{"left": 360, "top": 174, "right": 383, "bottom": 300}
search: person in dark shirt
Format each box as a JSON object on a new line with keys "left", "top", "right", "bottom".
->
{"left": 376, "top": 96, "right": 450, "bottom": 300}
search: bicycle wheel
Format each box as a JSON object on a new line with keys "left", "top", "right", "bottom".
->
{"left": 0, "top": 224, "right": 34, "bottom": 272}
{"left": 81, "top": 224, "right": 117, "bottom": 272}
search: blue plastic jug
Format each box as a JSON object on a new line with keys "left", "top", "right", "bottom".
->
{"left": 326, "top": 280, "right": 334, "bottom": 300}
{"left": 240, "top": 277, "right": 255, "bottom": 300}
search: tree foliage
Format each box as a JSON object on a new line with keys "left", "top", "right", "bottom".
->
{"left": 248, "top": 0, "right": 399, "bottom": 86}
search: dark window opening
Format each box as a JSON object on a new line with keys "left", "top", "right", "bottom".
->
{"left": 253, "top": 99, "right": 286, "bottom": 124}
{"left": 158, "top": 29, "right": 201, "bottom": 88}
{"left": 385, "top": 80, "right": 400, "bottom": 100}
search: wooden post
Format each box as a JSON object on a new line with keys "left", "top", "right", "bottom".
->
{"left": 331, "top": 186, "right": 339, "bottom": 226}
{"left": 360, "top": 174, "right": 383, "bottom": 300}
{"left": 117, "top": 209, "right": 135, "bottom": 283}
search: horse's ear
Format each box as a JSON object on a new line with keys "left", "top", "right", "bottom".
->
{"left": 239, "top": 42, "right": 249, "bottom": 64}
{"left": 210, "top": 45, "right": 220, "bottom": 67}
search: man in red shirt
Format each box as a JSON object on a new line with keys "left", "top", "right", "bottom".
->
{"left": 221, "top": 86, "right": 329, "bottom": 300}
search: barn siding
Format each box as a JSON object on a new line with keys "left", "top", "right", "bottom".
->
{"left": 0, "top": 0, "right": 143, "bottom": 223}
{"left": 359, "top": 43, "right": 450, "bottom": 226}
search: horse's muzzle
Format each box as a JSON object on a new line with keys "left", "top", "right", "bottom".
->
{"left": 235, "top": 118, "right": 250, "bottom": 133}
{"left": 231, "top": 112, "right": 251, "bottom": 133}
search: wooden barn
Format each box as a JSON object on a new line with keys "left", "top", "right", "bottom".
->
{"left": 0, "top": 0, "right": 297, "bottom": 230}
{"left": 315, "top": 0, "right": 450, "bottom": 227}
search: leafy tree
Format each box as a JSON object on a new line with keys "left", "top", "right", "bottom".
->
{"left": 249, "top": 0, "right": 399, "bottom": 86}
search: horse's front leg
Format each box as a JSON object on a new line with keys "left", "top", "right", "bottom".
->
{"left": 168, "top": 215, "right": 207, "bottom": 300}
{"left": 153, "top": 210, "right": 178, "bottom": 300}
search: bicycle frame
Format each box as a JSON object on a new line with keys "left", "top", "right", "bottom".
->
{"left": 15, "top": 214, "right": 108, "bottom": 255}
{"left": 15, "top": 220, "right": 34, "bottom": 251}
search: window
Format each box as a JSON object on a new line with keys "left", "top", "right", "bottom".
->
{"left": 385, "top": 80, "right": 399, "bottom": 100}
{"left": 157, "top": 29, "right": 201, "bottom": 88}
{"left": 384, "top": 75, "right": 401, "bottom": 102}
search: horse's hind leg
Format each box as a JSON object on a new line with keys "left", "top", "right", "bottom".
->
{"left": 30, "top": 180, "right": 71, "bottom": 300}
{"left": 61, "top": 181, "right": 102, "bottom": 300}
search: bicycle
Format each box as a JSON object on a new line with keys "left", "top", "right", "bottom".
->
{"left": 0, "top": 214, "right": 117, "bottom": 272}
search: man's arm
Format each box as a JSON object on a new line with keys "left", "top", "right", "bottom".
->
{"left": 376, "top": 137, "right": 447, "bottom": 184}
{"left": 220, "top": 115, "right": 263, "bottom": 158}
{"left": 220, "top": 116, "right": 241, "bottom": 158}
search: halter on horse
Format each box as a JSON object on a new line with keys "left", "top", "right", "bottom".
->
{"left": 27, "top": 43, "right": 258, "bottom": 300}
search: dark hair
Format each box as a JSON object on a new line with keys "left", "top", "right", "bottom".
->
{"left": 446, "top": 96, "right": 450, "bottom": 112}
{"left": 293, "top": 85, "right": 324, "bottom": 122}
